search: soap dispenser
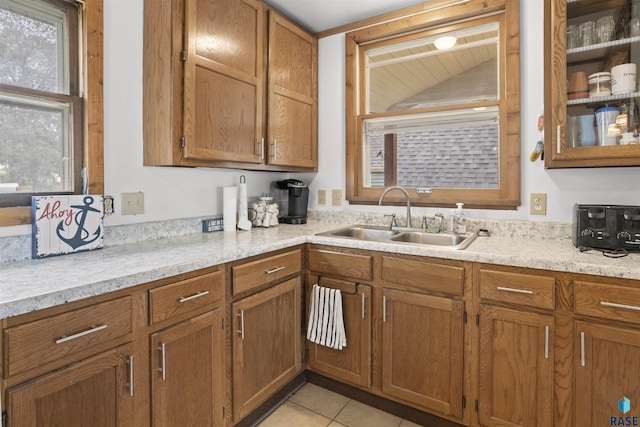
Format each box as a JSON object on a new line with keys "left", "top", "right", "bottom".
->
{"left": 453, "top": 203, "right": 467, "bottom": 234}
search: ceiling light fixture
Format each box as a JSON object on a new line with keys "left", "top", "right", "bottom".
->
{"left": 434, "top": 35, "right": 457, "bottom": 50}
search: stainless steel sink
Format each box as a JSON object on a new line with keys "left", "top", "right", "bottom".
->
{"left": 317, "top": 225, "right": 477, "bottom": 250}
{"left": 390, "top": 231, "right": 477, "bottom": 249}
{"left": 323, "top": 225, "right": 401, "bottom": 241}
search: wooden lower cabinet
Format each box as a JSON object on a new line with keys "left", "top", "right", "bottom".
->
{"left": 307, "top": 277, "right": 372, "bottom": 388}
{"left": 6, "top": 343, "right": 135, "bottom": 427}
{"left": 575, "top": 321, "right": 640, "bottom": 427}
{"left": 150, "top": 309, "right": 225, "bottom": 427}
{"left": 477, "top": 305, "right": 554, "bottom": 427}
{"left": 232, "top": 277, "right": 302, "bottom": 422}
{"left": 382, "top": 288, "right": 465, "bottom": 419}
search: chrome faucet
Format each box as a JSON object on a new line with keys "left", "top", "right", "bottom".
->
{"left": 378, "top": 186, "right": 412, "bottom": 228}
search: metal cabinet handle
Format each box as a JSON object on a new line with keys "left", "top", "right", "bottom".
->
{"left": 544, "top": 326, "right": 549, "bottom": 359}
{"left": 383, "top": 296, "right": 387, "bottom": 322}
{"left": 237, "top": 311, "right": 245, "bottom": 340}
{"left": 556, "top": 125, "right": 561, "bottom": 154}
{"left": 361, "top": 293, "right": 366, "bottom": 319}
{"left": 55, "top": 324, "right": 107, "bottom": 344}
{"left": 600, "top": 301, "right": 640, "bottom": 312}
{"left": 272, "top": 140, "right": 277, "bottom": 160}
{"left": 580, "top": 331, "right": 585, "bottom": 367}
{"left": 179, "top": 290, "right": 209, "bottom": 303}
{"left": 159, "top": 343, "right": 166, "bottom": 380}
{"left": 260, "top": 137, "right": 265, "bottom": 160}
{"left": 126, "top": 355, "right": 134, "bottom": 396}
{"left": 265, "top": 266, "right": 285, "bottom": 274}
{"left": 496, "top": 286, "right": 533, "bottom": 295}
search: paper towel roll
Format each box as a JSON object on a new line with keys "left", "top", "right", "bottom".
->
{"left": 223, "top": 186, "right": 237, "bottom": 232}
{"left": 238, "top": 183, "right": 248, "bottom": 222}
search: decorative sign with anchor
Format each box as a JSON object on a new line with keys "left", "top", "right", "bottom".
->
{"left": 31, "top": 195, "right": 104, "bottom": 258}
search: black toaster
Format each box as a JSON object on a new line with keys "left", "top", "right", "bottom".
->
{"left": 573, "top": 204, "right": 640, "bottom": 251}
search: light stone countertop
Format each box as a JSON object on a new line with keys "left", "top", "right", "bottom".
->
{"left": 1, "top": 220, "right": 640, "bottom": 319}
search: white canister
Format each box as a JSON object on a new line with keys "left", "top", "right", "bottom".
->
{"left": 588, "top": 72, "right": 611, "bottom": 97}
{"left": 611, "top": 63, "right": 637, "bottom": 95}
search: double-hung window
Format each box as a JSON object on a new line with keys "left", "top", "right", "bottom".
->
{"left": 345, "top": 0, "right": 520, "bottom": 209}
{"left": 0, "top": 0, "right": 102, "bottom": 225}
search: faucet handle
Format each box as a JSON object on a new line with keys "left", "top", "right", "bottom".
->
{"left": 383, "top": 213, "right": 398, "bottom": 229}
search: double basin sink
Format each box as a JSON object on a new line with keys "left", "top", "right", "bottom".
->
{"left": 317, "top": 225, "right": 477, "bottom": 250}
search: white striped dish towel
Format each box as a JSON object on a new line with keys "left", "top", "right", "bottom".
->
{"left": 306, "top": 284, "right": 347, "bottom": 350}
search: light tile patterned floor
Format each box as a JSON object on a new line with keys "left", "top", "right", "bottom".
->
{"left": 257, "top": 383, "right": 422, "bottom": 427}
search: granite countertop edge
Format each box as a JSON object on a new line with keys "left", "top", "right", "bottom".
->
{"left": 2, "top": 220, "right": 639, "bottom": 319}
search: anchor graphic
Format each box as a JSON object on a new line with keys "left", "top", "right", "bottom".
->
{"left": 56, "top": 196, "right": 102, "bottom": 250}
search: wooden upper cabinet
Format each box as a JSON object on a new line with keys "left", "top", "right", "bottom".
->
{"left": 544, "top": 0, "right": 640, "bottom": 167}
{"left": 267, "top": 11, "right": 318, "bottom": 170}
{"left": 182, "top": 0, "right": 263, "bottom": 164}
{"left": 143, "top": 0, "right": 318, "bottom": 170}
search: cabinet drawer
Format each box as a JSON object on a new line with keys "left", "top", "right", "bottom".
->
{"left": 5, "top": 296, "right": 133, "bottom": 377}
{"left": 575, "top": 281, "right": 640, "bottom": 323}
{"left": 479, "top": 269, "right": 555, "bottom": 309}
{"left": 381, "top": 256, "right": 464, "bottom": 296}
{"left": 150, "top": 271, "right": 224, "bottom": 324}
{"left": 233, "top": 249, "right": 301, "bottom": 295}
{"left": 308, "top": 248, "right": 373, "bottom": 281}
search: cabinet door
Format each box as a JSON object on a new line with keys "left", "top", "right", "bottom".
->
{"left": 150, "top": 309, "right": 225, "bottom": 427}
{"left": 381, "top": 288, "right": 464, "bottom": 419}
{"left": 544, "top": 0, "right": 640, "bottom": 167}
{"left": 478, "top": 305, "right": 554, "bottom": 427}
{"left": 232, "top": 277, "right": 302, "bottom": 422}
{"left": 307, "top": 278, "right": 372, "bottom": 388}
{"left": 182, "top": 0, "right": 264, "bottom": 164}
{"left": 267, "top": 11, "right": 317, "bottom": 169}
{"left": 575, "top": 321, "right": 640, "bottom": 427}
{"left": 7, "top": 344, "right": 135, "bottom": 427}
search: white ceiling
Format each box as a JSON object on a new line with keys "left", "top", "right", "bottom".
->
{"left": 261, "top": 0, "right": 433, "bottom": 34}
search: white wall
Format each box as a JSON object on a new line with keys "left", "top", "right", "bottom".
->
{"left": 308, "top": 0, "right": 640, "bottom": 223}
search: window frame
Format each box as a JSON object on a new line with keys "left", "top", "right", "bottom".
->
{"left": 345, "top": 0, "right": 520, "bottom": 210}
{"left": 0, "top": 0, "right": 103, "bottom": 226}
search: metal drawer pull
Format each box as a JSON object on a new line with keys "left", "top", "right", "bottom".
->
{"left": 159, "top": 343, "right": 166, "bottom": 380}
{"left": 126, "top": 355, "right": 134, "bottom": 396}
{"left": 544, "top": 326, "right": 549, "bottom": 359}
{"left": 179, "top": 290, "right": 210, "bottom": 303}
{"left": 361, "top": 293, "right": 366, "bottom": 319}
{"left": 496, "top": 286, "right": 533, "bottom": 295}
{"left": 383, "top": 296, "right": 387, "bottom": 322}
{"left": 265, "top": 266, "right": 285, "bottom": 274}
{"left": 580, "top": 331, "right": 585, "bottom": 367}
{"left": 55, "top": 324, "right": 107, "bottom": 344}
{"left": 238, "top": 311, "right": 245, "bottom": 340}
{"left": 600, "top": 301, "right": 640, "bottom": 311}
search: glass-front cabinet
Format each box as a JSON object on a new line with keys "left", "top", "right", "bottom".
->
{"left": 545, "top": 0, "right": 640, "bottom": 167}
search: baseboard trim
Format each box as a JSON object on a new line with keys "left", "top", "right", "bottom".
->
{"left": 307, "top": 371, "right": 465, "bottom": 427}
{"left": 233, "top": 372, "right": 307, "bottom": 427}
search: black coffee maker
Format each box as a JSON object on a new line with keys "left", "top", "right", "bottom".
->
{"left": 275, "top": 179, "right": 309, "bottom": 224}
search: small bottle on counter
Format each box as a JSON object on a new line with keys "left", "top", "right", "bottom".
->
{"left": 453, "top": 202, "right": 467, "bottom": 234}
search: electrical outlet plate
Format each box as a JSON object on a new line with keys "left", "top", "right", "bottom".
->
{"left": 318, "top": 189, "right": 326, "bottom": 205}
{"left": 121, "top": 192, "right": 144, "bottom": 215}
{"left": 332, "top": 189, "right": 342, "bottom": 206}
{"left": 530, "top": 192, "right": 547, "bottom": 215}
